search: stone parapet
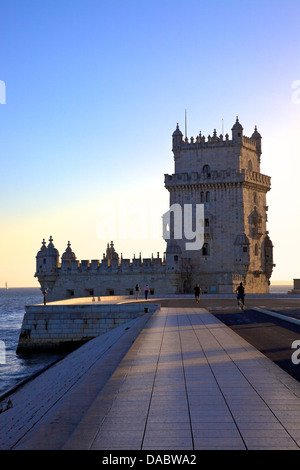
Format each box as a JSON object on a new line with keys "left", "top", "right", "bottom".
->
{"left": 17, "top": 302, "right": 160, "bottom": 352}
{"left": 174, "top": 133, "right": 257, "bottom": 150}
{"left": 165, "top": 168, "right": 271, "bottom": 191}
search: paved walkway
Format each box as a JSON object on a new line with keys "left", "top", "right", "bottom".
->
{"left": 63, "top": 307, "right": 300, "bottom": 450}
{"left": 7, "top": 307, "right": 300, "bottom": 450}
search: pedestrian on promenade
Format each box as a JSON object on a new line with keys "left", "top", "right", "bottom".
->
{"left": 194, "top": 283, "right": 201, "bottom": 303}
{"left": 43, "top": 288, "right": 48, "bottom": 305}
{"left": 135, "top": 284, "right": 141, "bottom": 299}
{"left": 144, "top": 284, "right": 150, "bottom": 300}
{"left": 236, "top": 282, "right": 245, "bottom": 309}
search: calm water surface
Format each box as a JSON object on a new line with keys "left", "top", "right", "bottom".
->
{"left": 0, "top": 288, "right": 62, "bottom": 397}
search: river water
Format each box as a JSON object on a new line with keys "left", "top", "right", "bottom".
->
{"left": 0, "top": 288, "right": 62, "bottom": 397}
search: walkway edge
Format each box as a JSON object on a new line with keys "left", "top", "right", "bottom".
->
{"left": 253, "top": 307, "right": 300, "bottom": 326}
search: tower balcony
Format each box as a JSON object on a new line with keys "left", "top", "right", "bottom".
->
{"left": 165, "top": 169, "right": 271, "bottom": 192}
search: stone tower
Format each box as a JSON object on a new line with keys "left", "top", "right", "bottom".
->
{"left": 35, "top": 236, "right": 60, "bottom": 293}
{"left": 164, "top": 117, "right": 274, "bottom": 294}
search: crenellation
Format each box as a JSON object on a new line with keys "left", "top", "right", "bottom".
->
{"left": 177, "top": 131, "right": 257, "bottom": 150}
{"left": 242, "top": 135, "right": 257, "bottom": 149}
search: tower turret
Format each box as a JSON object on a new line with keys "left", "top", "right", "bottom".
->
{"left": 105, "top": 241, "right": 119, "bottom": 266}
{"left": 165, "top": 241, "right": 182, "bottom": 271}
{"left": 35, "top": 236, "right": 60, "bottom": 295}
{"left": 61, "top": 241, "right": 77, "bottom": 267}
{"left": 46, "top": 236, "right": 60, "bottom": 270}
{"left": 36, "top": 239, "right": 47, "bottom": 274}
{"left": 231, "top": 116, "right": 243, "bottom": 144}
{"left": 172, "top": 124, "right": 183, "bottom": 152}
{"left": 251, "top": 125, "right": 262, "bottom": 161}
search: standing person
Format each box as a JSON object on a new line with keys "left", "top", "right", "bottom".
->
{"left": 236, "top": 282, "right": 245, "bottom": 309}
{"left": 144, "top": 284, "right": 150, "bottom": 300}
{"left": 135, "top": 284, "right": 141, "bottom": 300}
{"left": 194, "top": 283, "right": 201, "bottom": 303}
{"left": 43, "top": 288, "right": 48, "bottom": 305}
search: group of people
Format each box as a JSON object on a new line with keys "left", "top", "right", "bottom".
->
{"left": 135, "top": 284, "right": 150, "bottom": 300}
{"left": 135, "top": 281, "right": 246, "bottom": 308}
{"left": 194, "top": 282, "right": 245, "bottom": 308}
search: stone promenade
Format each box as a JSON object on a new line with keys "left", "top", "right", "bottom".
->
{"left": 2, "top": 307, "right": 300, "bottom": 450}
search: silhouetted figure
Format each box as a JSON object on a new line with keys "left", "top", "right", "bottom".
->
{"left": 194, "top": 284, "right": 202, "bottom": 303}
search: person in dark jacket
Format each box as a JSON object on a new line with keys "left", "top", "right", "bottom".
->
{"left": 135, "top": 284, "right": 141, "bottom": 300}
{"left": 194, "top": 283, "right": 202, "bottom": 303}
{"left": 236, "top": 282, "right": 245, "bottom": 307}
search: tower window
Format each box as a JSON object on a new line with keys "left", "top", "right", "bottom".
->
{"left": 85, "top": 289, "right": 94, "bottom": 296}
{"left": 202, "top": 165, "right": 211, "bottom": 178}
{"left": 249, "top": 208, "right": 263, "bottom": 239}
{"left": 200, "top": 191, "right": 204, "bottom": 203}
{"left": 205, "top": 218, "right": 210, "bottom": 227}
{"left": 255, "top": 244, "right": 259, "bottom": 256}
{"left": 206, "top": 191, "right": 210, "bottom": 203}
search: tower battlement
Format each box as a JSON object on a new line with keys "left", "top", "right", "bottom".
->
{"left": 174, "top": 131, "right": 257, "bottom": 150}
{"left": 172, "top": 117, "right": 261, "bottom": 158}
{"left": 165, "top": 169, "right": 271, "bottom": 191}
{"left": 36, "top": 239, "right": 166, "bottom": 276}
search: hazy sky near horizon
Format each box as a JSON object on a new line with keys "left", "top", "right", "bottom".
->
{"left": 0, "top": 0, "right": 300, "bottom": 286}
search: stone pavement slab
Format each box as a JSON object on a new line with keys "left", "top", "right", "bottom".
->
{"left": 62, "top": 308, "right": 300, "bottom": 450}
{"left": 0, "top": 313, "right": 152, "bottom": 450}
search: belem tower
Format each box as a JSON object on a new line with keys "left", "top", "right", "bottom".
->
{"left": 35, "top": 117, "right": 274, "bottom": 301}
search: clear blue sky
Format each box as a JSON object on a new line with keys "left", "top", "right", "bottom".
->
{"left": 0, "top": 0, "right": 300, "bottom": 286}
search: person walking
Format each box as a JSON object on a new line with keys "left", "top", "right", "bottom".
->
{"left": 135, "top": 284, "right": 141, "bottom": 300}
{"left": 43, "top": 288, "right": 48, "bottom": 305}
{"left": 194, "top": 283, "right": 201, "bottom": 303}
{"left": 144, "top": 284, "right": 150, "bottom": 300}
{"left": 236, "top": 282, "right": 245, "bottom": 310}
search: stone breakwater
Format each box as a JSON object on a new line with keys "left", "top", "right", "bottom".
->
{"left": 17, "top": 297, "right": 159, "bottom": 352}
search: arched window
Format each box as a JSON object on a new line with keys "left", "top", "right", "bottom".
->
{"left": 248, "top": 160, "right": 253, "bottom": 171}
{"left": 202, "top": 165, "right": 211, "bottom": 178}
{"left": 200, "top": 191, "right": 204, "bottom": 203}
{"left": 249, "top": 208, "right": 262, "bottom": 239}
{"left": 255, "top": 243, "right": 259, "bottom": 256}
{"left": 206, "top": 191, "right": 210, "bottom": 203}
{"left": 202, "top": 243, "right": 210, "bottom": 256}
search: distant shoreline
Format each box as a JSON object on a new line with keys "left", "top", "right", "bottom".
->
{"left": 0, "top": 281, "right": 295, "bottom": 289}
